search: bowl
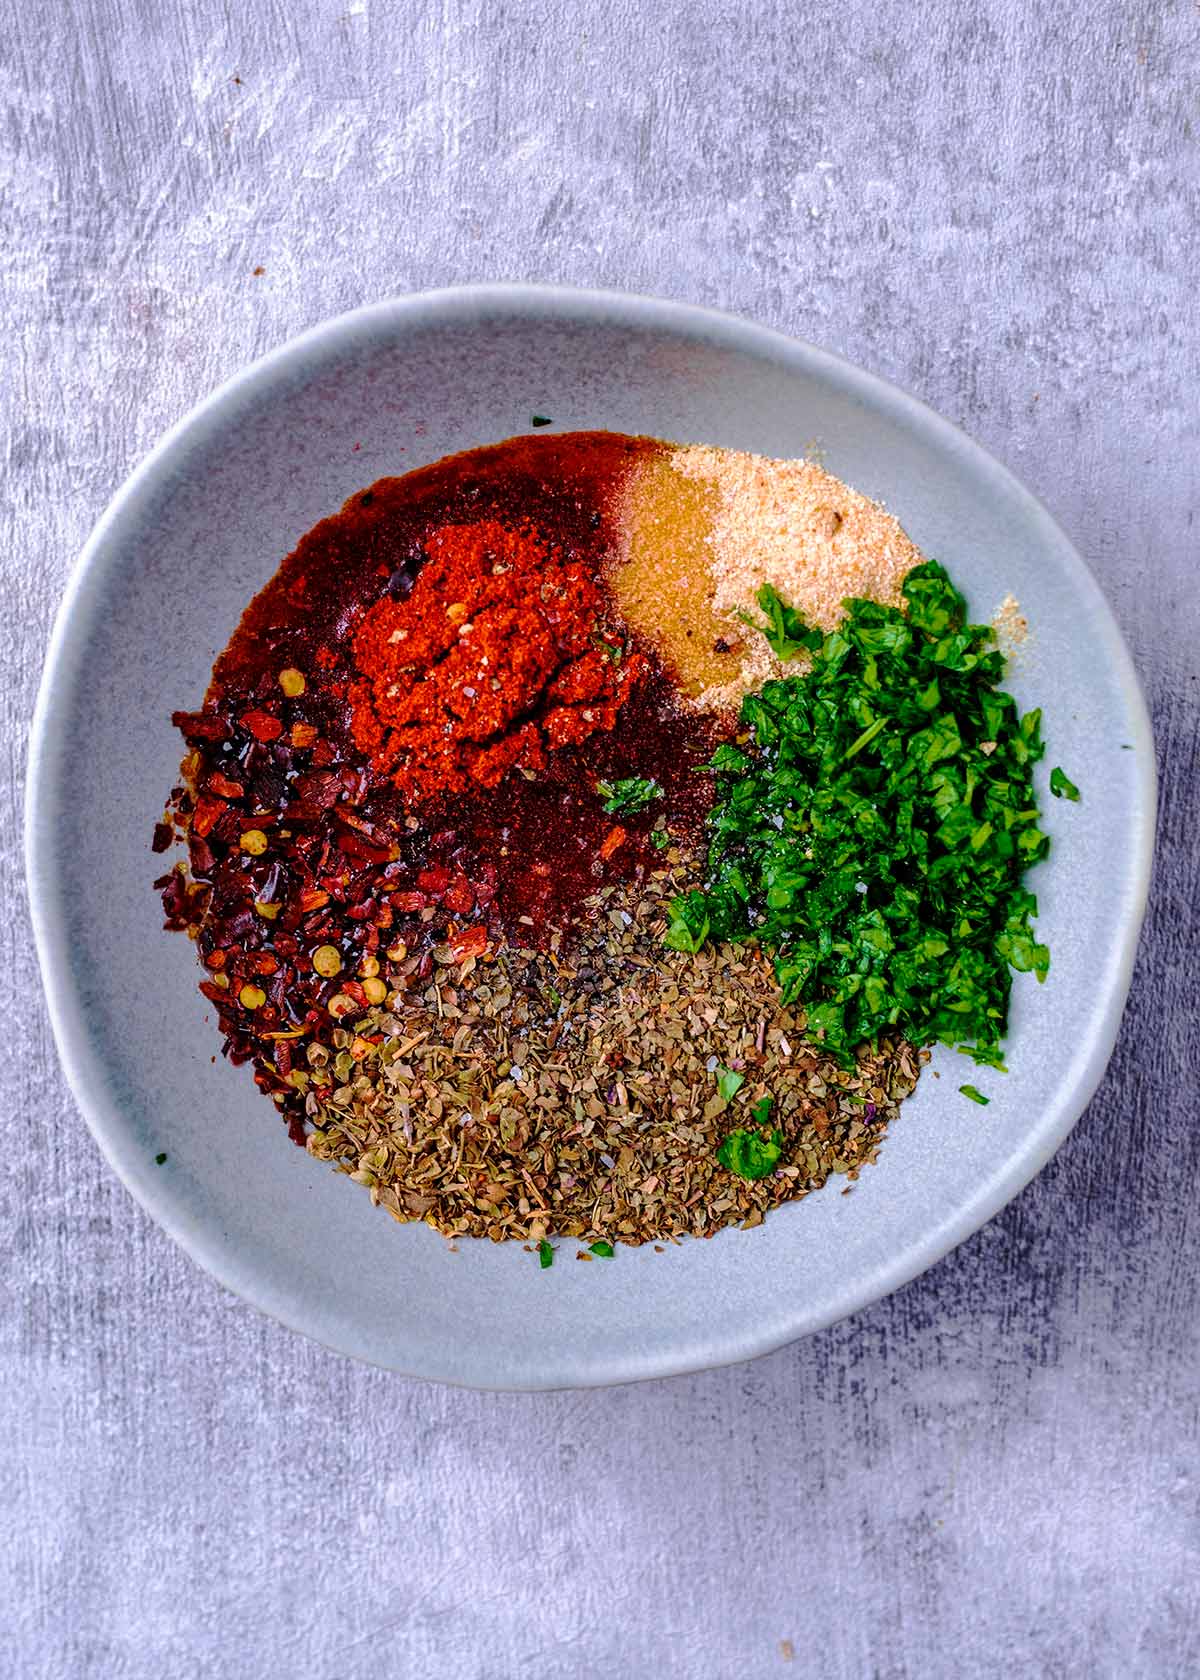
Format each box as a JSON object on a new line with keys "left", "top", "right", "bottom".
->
{"left": 26, "top": 286, "right": 1155, "bottom": 1388}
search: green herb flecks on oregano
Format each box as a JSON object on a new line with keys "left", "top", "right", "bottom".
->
{"left": 718, "top": 1126, "right": 784, "bottom": 1180}
{"left": 714, "top": 1064, "right": 745, "bottom": 1103}
{"left": 1049, "top": 766, "right": 1080, "bottom": 801}
{"left": 668, "top": 560, "right": 1051, "bottom": 1069}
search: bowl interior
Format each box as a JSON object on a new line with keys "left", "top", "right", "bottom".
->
{"left": 28, "top": 290, "right": 1153, "bottom": 1386}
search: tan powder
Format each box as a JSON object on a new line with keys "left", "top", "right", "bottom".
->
{"left": 611, "top": 443, "right": 926, "bottom": 709}
{"left": 992, "top": 592, "right": 1029, "bottom": 657}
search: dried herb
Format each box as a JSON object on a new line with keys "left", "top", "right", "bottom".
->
{"left": 589, "top": 1241, "right": 615, "bottom": 1258}
{"left": 672, "top": 562, "right": 1050, "bottom": 1069}
{"left": 959, "top": 1084, "right": 989, "bottom": 1105}
{"left": 1050, "top": 766, "right": 1080, "bottom": 801}
{"left": 531, "top": 414, "right": 553, "bottom": 427}
{"left": 154, "top": 1152, "right": 168, "bottom": 1165}
{"left": 303, "top": 849, "right": 922, "bottom": 1246}
{"left": 538, "top": 1238, "right": 555, "bottom": 1268}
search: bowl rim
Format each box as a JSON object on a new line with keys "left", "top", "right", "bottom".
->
{"left": 25, "top": 283, "right": 1157, "bottom": 1387}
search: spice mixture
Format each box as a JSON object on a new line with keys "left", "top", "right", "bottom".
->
{"left": 612, "top": 444, "right": 923, "bottom": 709}
{"left": 304, "top": 847, "right": 921, "bottom": 1244}
{"left": 156, "top": 430, "right": 1053, "bottom": 1254}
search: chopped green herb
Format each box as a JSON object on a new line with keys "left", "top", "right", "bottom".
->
{"left": 592, "top": 630, "right": 624, "bottom": 663}
{"left": 738, "top": 582, "right": 824, "bottom": 661}
{"left": 531, "top": 414, "right": 552, "bottom": 427}
{"left": 715, "top": 1063, "right": 745, "bottom": 1103}
{"left": 718, "top": 1127, "right": 784, "bottom": 1180}
{"left": 650, "top": 828, "right": 672, "bottom": 850}
{"left": 589, "top": 1240, "right": 615, "bottom": 1258}
{"left": 667, "top": 562, "right": 1050, "bottom": 1067}
{"left": 959, "top": 1084, "right": 990, "bottom": 1105}
{"left": 538, "top": 1238, "right": 554, "bottom": 1268}
{"left": 749, "top": 1094, "right": 774, "bottom": 1126}
{"left": 154, "top": 1152, "right": 168, "bottom": 1166}
{"left": 595, "top": 776, "right": 665, "bottom": 814}
{"left": 662, "top": 894, "right": 710, "bottom": 953}
{"left": 1049, "top": 766, "right": 1080, "bottom": 801}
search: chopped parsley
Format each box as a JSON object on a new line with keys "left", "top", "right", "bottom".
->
{"left": 154, "top": 1152, "right": 168, "bottom": 1166}
{"left": 1049, "top": 766, "right": 1080, "bottom": 801}
{"left": 715, "top": 1064, "right": 745, "bottom": 1103}
{"left": 663, "top": 897, "right": 710, "bottom": 953}
{"left": 959, "top": 1084, "right": 990, "bottom": 1105}
{"left": 531, "top": 414, "right": 553, "bottom": 427}
{"left": 739, "top": 582, "right": 824, "bottom": 661}
{"left": 596, "top": 776, "right": 664, "bottom": 814}
{"left": 718, "top": 1126, "right": 784, "bottom": 1180}
{"left": 538, "top": 1238, "right": 554, "bottom": 1268}
{"left": 669, "top": 561, "right": 1050, "bottom": 1068}
{"left": 650, "top": 828, "right": 672, "bottom": 850}
{"left": 589, "top": 1240, "right": 615, "bottom": 1258}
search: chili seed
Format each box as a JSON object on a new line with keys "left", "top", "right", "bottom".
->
{"left": 361, "top": 977, "right": 387, "bottom": 1005}
{"left": 278, "top": 667, "right": 306, "bottom": 697}
{"left": 239, "top": 984, "right": 266, "bottom": 1009}
{"left": 313, "top": 945, "right": 342, "bottom": 978}
{"left": 240, "top": 829, "right": 269, "bottom": 855}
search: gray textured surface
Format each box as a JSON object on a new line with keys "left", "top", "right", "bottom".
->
{"left": 2, "top": 1, "right": 1197, "bottom": 1675}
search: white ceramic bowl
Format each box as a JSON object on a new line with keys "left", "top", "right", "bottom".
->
{"left": 26, "top": 287, "right": 1154, "bottom": 1387}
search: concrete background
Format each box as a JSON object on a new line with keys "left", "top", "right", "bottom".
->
{"left": 3, "top": 1, "right": 1198, "bottom": 1675}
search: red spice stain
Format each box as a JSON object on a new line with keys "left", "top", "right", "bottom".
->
{"left": 350, "top": 519, "right": 646, "bottom": 801}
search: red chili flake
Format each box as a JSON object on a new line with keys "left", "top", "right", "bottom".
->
{"left": 340, "top": 980, "right": 369, "bottom": 1007}
{"left": 297, "top": 888, "right": 330, "bottom": 912}
{"left": 275, "top": 1040, "right": 294, "bottom": 1077}
{"left": 599, "top": 825, "right": 627, "bottom": 861}
{"left": 241, "top": 709, "right": 283, "bottom": 742}
{"left": 151, "top": 821, "right": 174, "bottom": 853}
{"left": 290, "top": 722, "right": 319, "bottom": 749}
{"left": 207, "top": 771, "right": 245, "bottom": 799}
{"left": 391, "top": 890, "right": 426, "bottom": 912}
{"left": 417, "top": 866, "right": 451, "bottom": 893}
{"left": 191, "top": 797, "right": 226, "bottom": 838}
{"left": 448, "top": 925, "right": 488, "bottom": 961}
{"left": 171, "top": 710, "right": 228, "bottom": 741}
{"left": 443, "top": 877, "right": 475, "bottom": 915}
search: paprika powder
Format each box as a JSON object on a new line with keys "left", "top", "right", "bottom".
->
{"left": 350, "top": 518, "right": 646, "bottom": 801}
